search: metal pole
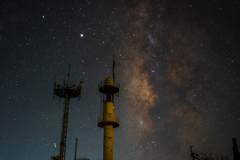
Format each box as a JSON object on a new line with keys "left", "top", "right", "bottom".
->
{"left": 190, "top": 145, "right": 194, "bottom": 160}
{"left": 75, "top": 138, "right": 78, "bottom": 160}
{"left": 60, "top": 94, "right": 68, "bottom": 160}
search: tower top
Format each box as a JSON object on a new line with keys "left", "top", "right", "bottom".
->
{"left": 98, "top": 54, "right": 119, "bottom": 95}
{"left": 104, "top": 77, "right": 114, "bottom": 87}
{"left": 53, "top": 65, "right": 83, "bottom": 100}
{"left": 99, "top": 78, "right": 119, "bottom": 95}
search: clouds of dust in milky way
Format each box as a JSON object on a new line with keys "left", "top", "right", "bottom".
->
{"left": 122, "top": 47, "right": 156, "bottom": 133}
{"left": 163, "top": 16, "right": 222, "bottom": 155}
{"left": 117, "top": 1, "right": 157, "bottom": 135}
{"left": 115, "top": 0, "right": 224, "bottom": 159}
{"left": 115, "top": 1, "right": 166, "bottom": 159}
{"left": 165, "top": 22, "right": 205, "bottom": 151}
{"left": 113, "top": 2, "right": 235, "bottom": 159}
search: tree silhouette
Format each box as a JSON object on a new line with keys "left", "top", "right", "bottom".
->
{"left": 199, "top": 153, "right": 230, "bottom": 160}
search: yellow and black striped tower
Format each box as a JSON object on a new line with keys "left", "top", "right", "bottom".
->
{"left": 98, "top": 55, "right": 119, "bottom": 160}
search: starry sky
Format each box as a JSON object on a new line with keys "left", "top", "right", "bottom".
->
{"left": 0, "top": 0, "right": 240, "bottom": 160}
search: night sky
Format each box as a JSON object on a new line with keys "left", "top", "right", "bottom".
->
{"left": 1, "top": 0, "right": 240, "bottom": 160}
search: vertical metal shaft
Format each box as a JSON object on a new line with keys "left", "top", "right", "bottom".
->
{"left": 60, "top": 94, "right": 69, "bottom": 160}
{"left": 67, "top": 63, "right": 70, "bottom": 86}
{"left": 75, "top": 138, "right": 78, "bottom": 160}
{"left": 112, "top": 54, "right": 115, "bottom": 103}
{"left": 190, "top": 146, "right": 194, "bottom": 160}
{"left": 112, "top": 54, "right": 115, "bottom": 81}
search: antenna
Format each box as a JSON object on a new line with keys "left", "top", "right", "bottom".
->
{"left": 112, "top": 53, "right": 116, "bottom": 103}
{"left": 112, "top": 53, "right": 115, "bottom": 81}
{"left": 64, "top": 70, "right": 66, "bottom": 85}
{"left": 54, "top": 72, "right": 56, "bottom": 84}
{"left": 53, "top": 65, "right": 83, "bottom": 160}
{"left": 53, "top": 72, "right": 56, "bottom": 99}
{"left": 67, "top": 63, "right": 70, "bottom": 86}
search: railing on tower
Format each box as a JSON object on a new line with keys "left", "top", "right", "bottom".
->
{"left": 98, "top": 114, "right": 119, "bottom": 124}
{"left": 98, "top": 79, "right": 120, "bottom": 117}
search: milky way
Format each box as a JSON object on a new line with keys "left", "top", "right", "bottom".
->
{"left": 115, "top": 1, "right": 240, "bottom": 159}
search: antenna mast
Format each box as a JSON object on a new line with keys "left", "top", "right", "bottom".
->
{"left": 112, "top": 54, "right": 116, "bottom": 103}
{"left": 67, "top": 63, "right": 70, "bottom": 86}
{"left": 112, "top": 53, "right": 115, "bottom": 81}
{"left": 52, "top": 65, "right": 83, "bottom": 160}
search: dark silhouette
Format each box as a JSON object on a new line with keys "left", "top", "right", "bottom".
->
{"left": 52, "top": 64, "right": 83, "bottom": 160}
{"left": 190, "top": 145, "right": 230, "bottom": 160}
{"left": 232, "top": 138, "right": 240, "bottom": 160}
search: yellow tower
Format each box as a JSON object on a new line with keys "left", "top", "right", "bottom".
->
{"left": 98, "top": 56, "right": 119, "bottom": 160}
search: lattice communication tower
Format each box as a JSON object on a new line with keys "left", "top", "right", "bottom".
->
{"left": 52, "top": 64, "right": 83, "bottom": 160}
